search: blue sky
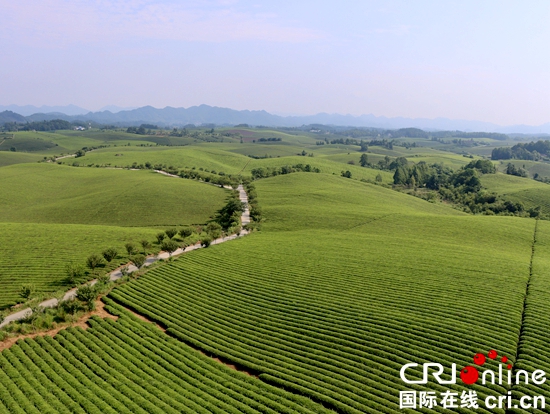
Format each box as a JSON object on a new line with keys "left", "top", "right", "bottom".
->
{"left": 1, "top": 0, "right": 549, "bottom": 125}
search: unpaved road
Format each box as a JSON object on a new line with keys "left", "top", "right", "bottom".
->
{"left": 0, "top": 181, "right": 250, "bottom": 329}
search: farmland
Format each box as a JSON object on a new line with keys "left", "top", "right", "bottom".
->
{"left": 0, "top": 300, "right": 328, "bottom": 413}
{"left": 0, "top": 223, "right": 160, "bottom": 309}
{"left": 0, "top": 161, "right": 229, "bottom": 309}
{"left": 481, "top": 173, "right": 550, "bottom": 214}
{"left": 109, "top": 173, "right": 536, "bottom": 413}
{"left": 2, "top": 126, "right": 550, "bottom": 413}
{"left": 0, "top": 163, "right": 228, "bottom": 227}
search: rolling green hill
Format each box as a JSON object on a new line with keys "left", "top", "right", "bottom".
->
{"left": 253, "top": 173, "right": 463, "bottom": 232}
{"left": 0, "top": 163, "right": 228, "bottom": 227}
{"left": 61, "top": 146, "right": 250, "bottom": 174}
{"left": 0, "top": 152, "right": 42, "bottom": 167}
{"left": 481, "top": 173, "right": 550, "bottom": 214}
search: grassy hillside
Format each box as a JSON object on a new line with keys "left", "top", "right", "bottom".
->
{"left": 0, "top": 223, "right": 160, "bottom": 309}
{"left": 0, "top": 152, "right": 42, "bottom": 167}
{"left": 245, "top": 157, "right": 394, "bottom": 183}
{"left": 0, "top": 163, "right": 228, "bottom": 227}
{"left": 482, "top": 173, "right": 550, "bottom": 213}
{"left": 109, "top": 173, "right": 534, "bottom": 413}
{"left": 254, "top": 173, "right": 463, "bottom": 232}
{"left": 61, "top": 146, "right": 250, "bottom": 174}
{"left": 495, "top": 159, "right": 550, "bottom": 179}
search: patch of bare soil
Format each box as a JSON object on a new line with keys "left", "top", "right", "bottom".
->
{"left": 0, "top": 298, "right": 118, "bottom": 352}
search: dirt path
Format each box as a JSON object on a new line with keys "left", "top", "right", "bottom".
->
{"left": 0, "top": 298, "right": 117, "bottom": 352}
{"left": 0, "top": 181, "right": 250, "bottom": 329}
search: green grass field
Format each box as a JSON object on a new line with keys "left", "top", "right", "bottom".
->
{"left": 0, "top": 152, "right": 43, "bottom": 167}
{"left": 109, "top": 173, "right": 535, "bottom": 413}
{"left": 0, "top": 163, "right": 228, "bottom": 227}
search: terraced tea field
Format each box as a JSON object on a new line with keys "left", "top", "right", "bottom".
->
{"left": 108, "top": 173, "right": 536, "bottom": 413}
{"left": 0, "top": 163, "right": 228, "bottom": 226}
{"left": 482, "top": 173, "right": 550, "bottom": 214}
{"left": 0, "top": 223, "right": 160, "bottom": 309}
{"left": 0, "top": 300, "right": 328, "bottom": 413}
{"left": 510, "top": 219, "right": 550, "bottom": 409}
{"left": 0, "top": 152, "right": 42, "bottom": 167}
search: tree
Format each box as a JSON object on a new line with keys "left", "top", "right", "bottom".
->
{"left": 161, "top": 239, "right": 179, "bottom": 256}
{"left": 76, "top": 284, "right": 96, "bottom": 310}
{"left": 125, "top": 243, "right": 137, "bottom": 255}
{"left": 86, "top": 254, "right": 104, "bottom": 270}
{"left": 206, "top": 222, "right": 222, "bottom": 239}
{"left": 156, "top": 232, "right": 166, "bottom": 244}
{"left": 65, "top": 263, "right": 85, "bottom": 284}
{"left": 360, "top": 154, "right": 369, "bottom": 167}
{"left": 375, "top": 173, "right": 383, "bottom": 183}
{"left": 165, "top": 228, "right": 178, "bottom": 239}
{"left": 140, "top": 239, "right": 151, "bottom": 254}
{"left": 102, "top": 247, "right": 118, "bottom": 263}
{"left": 19, "top": 284, "right": 35, "bottom": 300}
{"left": 393, "top": 166, "right": 409, "bottom": 185}
{"left": 75, "top": 149, "right": 86, "bottom": 158}
{"left": 341, "top": 170, "right": 352, "bottom": 178}
{"left": 201, "top": 237, "right": 212, "bottom": 248}
{"left": 130, "top": 254, "right": 146, "bottom": 269}
{"left": 179, "top": 227, "right": 194, "bottom": 238}
{"left": 61, "top": 300, "right": 82, "bottom": 315}
{"left": 360, "top": 141, "right": 368, "bottom": 152}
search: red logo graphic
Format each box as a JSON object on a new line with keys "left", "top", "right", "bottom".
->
{"left": 460, "top": 349, "right": 512, "bottom": 385}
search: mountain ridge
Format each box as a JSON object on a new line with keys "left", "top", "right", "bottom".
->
{"left": 1, "top": 105, "right": 549, "bottom": 134}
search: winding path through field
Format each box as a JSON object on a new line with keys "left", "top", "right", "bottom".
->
{"left": 0, "top": 181, "right": 250, "bottom": 329}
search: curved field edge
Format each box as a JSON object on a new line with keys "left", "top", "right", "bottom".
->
{"left": 0, "top": 163, "right": 229, "bottom": 227}
{"left": 0, "top": 297, "right": 332, "bottom": 414}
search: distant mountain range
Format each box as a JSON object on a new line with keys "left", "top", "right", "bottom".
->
{"left": 1, "top": 104, "right": 549, "bottom": 134}
{"left": 0, "top": 104, "right": 90, "bottom": 116}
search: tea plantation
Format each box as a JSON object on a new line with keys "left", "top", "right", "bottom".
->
{"left": 109, "top": 173, "right": 537, "bottom": 413}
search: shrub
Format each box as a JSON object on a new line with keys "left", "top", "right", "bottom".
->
{"left": 130, "top": 254, "right": 146, "bottom": 269}
{"left": 161, "top": 240, "right": 179, "bottom": 256}
{"left": 102, "top": 248, "right": 118, "bottom": 262}
{"left": 19, "top": 284, "right": 35, "bottom": 300}
{"left": 140, "top": 239, "right": 151, "bottom": 253}
{"left": 156, "top": 232, "right": 166, "bottom": 244}
{"left": 65, "top": 263, "right": 85, "bottom": 284}
{"left": 86, "top": 254, "right": 104, "bottom": 270}
{"left": 206, "top": 222, "right": 223, "bottom": 239}
{"left": 76, "top": 284, "right": 96, "bottom": 308}
{"left": 125, "top": 243, "right": 137, "bottom": 255}
{"left": 179, "top": 227, "right": 194, "bottom": 238}
{"left": 165, "top": 228, "right": 178, "bottom": 239}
